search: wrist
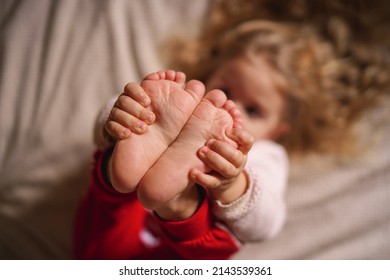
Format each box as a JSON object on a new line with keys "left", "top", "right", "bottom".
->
{"left": 210, "top": 171, "right": 248, "bottom": 204}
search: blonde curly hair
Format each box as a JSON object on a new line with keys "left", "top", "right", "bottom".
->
{"left": 163, "top": 0, "right": 390, "bottom": 156}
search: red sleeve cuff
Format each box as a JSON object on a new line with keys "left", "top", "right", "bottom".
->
{"left": 156, "top": 190, "right": 214, "bottom": 241}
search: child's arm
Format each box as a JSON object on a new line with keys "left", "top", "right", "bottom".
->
{"left": 206, "top": 141, "right": 288, "bottom": 242}
{"left": 74, "top": 149, "right": 239, "bottom": 260}
{"left": 154, "top": 187, "right": 240, "bottom": 260}
{"left": 73, "top": 148, "right": 145, "bottom": 259}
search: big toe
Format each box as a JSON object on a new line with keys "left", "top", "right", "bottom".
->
{"left": 203, "top": 89, "right": 227, "bottom": 108}
{"left": 185, "top": 80, "right": 206, "bottom": 101}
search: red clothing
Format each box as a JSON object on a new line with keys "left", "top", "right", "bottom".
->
{"left": 73, "top": 149, "right": 239, "bottom": 259}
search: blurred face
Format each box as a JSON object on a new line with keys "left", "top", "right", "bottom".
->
{"left": 206, "top": 56, "right": 288, "bottom": 141}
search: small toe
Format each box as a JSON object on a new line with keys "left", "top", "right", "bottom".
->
{"left": 203, "top": 89, "right": 227, "bottom": 108}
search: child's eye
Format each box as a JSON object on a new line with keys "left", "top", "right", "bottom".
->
{"left": 220, "top": 87, "right": 232, "bottom": 99}
{"left": 245, "top": 106, "right": 262, "bottom": 118}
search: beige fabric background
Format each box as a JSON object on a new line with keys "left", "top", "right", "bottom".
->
{"left": 1, "top": 0, "right": 389, "bottom": 259}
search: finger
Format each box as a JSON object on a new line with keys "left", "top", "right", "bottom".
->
{"left": 116, "top": 94, "right": 155, "bottom": 124}
{"left": 223, "top": 100, "right": 243, "bottom": 129}
{"left": 108, "top": 107, "right": 148, "bottom": 135}
{"left": 123, "top": 82, "right": 151, "bottom": 107}
{"left": 198, "top": 146, "right": 240, "bottom": 178}
{"left": 206, "top": 139, "right": 246, "bottom": 168}
{"left": 105, "top": 121, "right": 131, "bottom": 140}
{"left": 189, "top": 169, "right": 222, "bottom": 189}
{"left": 223, "top": 100, "right": 241, "bottom": 118}
{"left": 226, "top": 128, "right": 254, "bottom": 155}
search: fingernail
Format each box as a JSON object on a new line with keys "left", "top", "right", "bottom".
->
{"left": 206, "top": 139, "right": 215, "bottom": 146}
{"left": 136, "top": 121, "right": 146, "bottom": 132}
{"left": 199, "top": 146, "right": 208, "bottom": 156}
{"left": 234, "top": 120, "right": 243, "bottom": 129}
{"left": 146, "top": 112, "right": 155, "bottom": 123}
{"left": 140, "top": 95, "right": 150, "bottom": 106}
{"left": 141, "top": 110, "right": 154, "bottom": 124}
{"left": 190, "top": 169, "right": 199, "bottom": 178}
{"left": 121, "top": 128, "right": 131, "bottom": 138}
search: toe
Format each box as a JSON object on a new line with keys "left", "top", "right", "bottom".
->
{"left": 144, "top": 72, "right": 160, "bottom": 81}
{"left": 174, "top": 71, "right": 186, "bottom": 86}
{"left": 185, "top": 80, "right": 206, "bottom": 101}
{"left": 203, "top": 89, "right": 227, "bottom": 108}
{"left": 165, "top": 70, "right": 176, "bottom": 81}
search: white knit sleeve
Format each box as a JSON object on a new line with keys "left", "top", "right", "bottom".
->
{"left": 213, "top": 140, "right": 288, "bottom": 242}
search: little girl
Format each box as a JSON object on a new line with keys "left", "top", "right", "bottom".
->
{"left": 75, "top": 3, "right": 389, "bottom": 259}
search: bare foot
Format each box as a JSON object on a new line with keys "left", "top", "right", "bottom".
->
{"left": 137, "top": 89, "right": 240, "bottom": 210}
{"left": 109, "top": 70, "right": 205, "bottom": 193}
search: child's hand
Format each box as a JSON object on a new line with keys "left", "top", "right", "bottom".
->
{"left": 190, "top": 127, "right": 254, "bottom": 204}
{"left": 106, "top": 82, "right": 156, "bottom": 140}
